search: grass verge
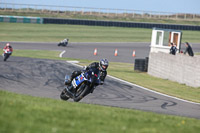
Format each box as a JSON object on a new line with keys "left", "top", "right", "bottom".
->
{"left": 0, "top": 22, "right": 200, "bottom": 43}
{"left": 9, "top": 49, "right": 200, "bottom": 103}
{"left": 0, "top": 90, "right": 200, "bottom": 133}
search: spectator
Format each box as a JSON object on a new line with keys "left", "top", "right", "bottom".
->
{"left": 169, "top": 43, "right": 177, "bottom": 55}
{"left": 184, "top": 42, "right": 194, "bottom": 57}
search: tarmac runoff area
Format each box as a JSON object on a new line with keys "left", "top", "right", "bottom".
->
{"left": 0, "top": 56, "right": 200, "bottom": 119}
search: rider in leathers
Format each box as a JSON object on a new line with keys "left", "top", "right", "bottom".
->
{"left": 65, "top": 58, "right": 109, "bottom": 85}
{"left": 3, "top": 43, "right": 13, "bottom": 54}
{"left": 3, "top": 43, "right": 13, "bottom": 61}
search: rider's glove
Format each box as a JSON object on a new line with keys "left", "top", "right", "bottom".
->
{"left": 82, "top": 66, "right": 89, "bottom": 71}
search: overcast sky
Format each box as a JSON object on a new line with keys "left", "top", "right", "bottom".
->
{"left": 2, "top": 0, "right": 200, "bottom": 14}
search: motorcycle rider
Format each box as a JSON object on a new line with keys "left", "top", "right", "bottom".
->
{"left": 58, "top": 38, "right": 69, "bottom": 46}
{"left": 65, "top": 58, "right": 109, "bottom": 86}
{"left": 3, "top": 43, "right": 13, "bottom": 60}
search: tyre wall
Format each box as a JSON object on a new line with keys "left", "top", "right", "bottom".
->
{"left": 43, "top": 18, "right": 200, "bottom": 31}
{"left": 0, "top": 15, "right": 43, "bottom": 24}
{"left": 1, "top": 15, "right": 200, "bottom": 30}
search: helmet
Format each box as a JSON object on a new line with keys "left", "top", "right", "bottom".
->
{"left": 99, "top": 59, "right": 109, "bottom": 71}
{"left": 6, "top": 43, "right": 10, "bottom": 47}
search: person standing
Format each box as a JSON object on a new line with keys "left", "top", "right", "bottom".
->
{"left": 184, "top": 42, "right": 194, "bottom": 57}
{"left": 169, "top": 43, "right": 177, "bottom": 55}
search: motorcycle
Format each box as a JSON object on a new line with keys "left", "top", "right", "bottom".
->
{"left": 60, "top": 68, "right": 101, "bottom": 102}
{"left": 3, "top": 48, "right": 12, "bottom": 61}
{"left": 58, "top": 39, "right": 69, "bottom": 47}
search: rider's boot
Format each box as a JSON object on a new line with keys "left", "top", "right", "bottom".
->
{"left": 65, "top": 77, "right": 73, "bottom": 85}
{"left": 65, "top": 71, "right": 82, "bottom": 85}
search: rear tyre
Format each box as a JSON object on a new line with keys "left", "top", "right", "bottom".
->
{"left": 60, "top": 89, "right": 70, "bottom": 101}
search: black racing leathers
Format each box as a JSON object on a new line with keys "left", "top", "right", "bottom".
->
{"left": 70, "top": 62, "right": 107, "bottom": 85}
{"left": 184, "top": 45, "right": 194, "bottom": 57}
{"left": 86, "top": 62, "right": 107, "bottom": 84}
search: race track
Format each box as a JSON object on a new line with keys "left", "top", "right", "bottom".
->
{"left": 0, "top": 42, "right": 200, "bottom": 119}
{"left": 1, "top": 41, "right": 200, "bottom": 63}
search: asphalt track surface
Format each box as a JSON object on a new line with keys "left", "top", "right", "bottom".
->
{"left": 0, "top": 42, "right": 151, "bottom": 63}
{"left": 0, "top": 42, "right": 200, "bottom": 119}
{"left": 1, "top": 42, "right": 200, "bottom": 63}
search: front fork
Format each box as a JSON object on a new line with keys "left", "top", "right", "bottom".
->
{"left": 65, "top": 85, "right": 75, "bottom": 98}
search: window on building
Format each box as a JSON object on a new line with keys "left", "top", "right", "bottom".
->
{"left": 156, "top": 31, "right": 162, "bottom": 45}
{"left": 163, "top": 31, "right": 171, "bottom": 46}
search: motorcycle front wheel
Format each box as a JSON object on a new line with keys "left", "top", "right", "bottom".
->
{"left": 3, "top": 54, "right": 10, "bottom": 61}
{"left": 73, "top": 83, "right": 90, "bottom": 102}
{"left": 60, "top": 89, "right": 70, "bottom": 101}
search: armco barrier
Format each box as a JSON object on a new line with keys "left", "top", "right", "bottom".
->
{"left": 43, "top": 18, "right": 200, "bottom": 31}
{"left": 0, "top": 15, "right": 43, "bottom": 24}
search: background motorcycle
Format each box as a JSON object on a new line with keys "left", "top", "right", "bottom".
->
{"left": 60, "top": 68, "right": 100, "bottom": 102}
{"left": 3, "top": 48, "right": 12, "bottom": 61}
{"left": 58, "top": 39, "right": 69, "bottom": 47}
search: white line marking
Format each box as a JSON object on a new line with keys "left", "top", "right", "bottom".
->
{"left": 67, "top": 61, "right": 80, "bottom": 63}
{"left": 66, "top": 61, "right": 200, "bottom": 105}
{"left": 59, "top": 50, "right": 66, "bottom": 58}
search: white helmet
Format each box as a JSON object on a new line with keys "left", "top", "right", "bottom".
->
{"left": 6, "top": 43, "right": 10, "bottom": 47}
{"left": 99, "top": 59, "right": 109, "bottom": 71}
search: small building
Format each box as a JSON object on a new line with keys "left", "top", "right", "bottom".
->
{"left": 150, "top": 27, "right": 182, "bottom": 53}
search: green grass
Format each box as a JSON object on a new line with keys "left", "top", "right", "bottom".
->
{"left": 12, "top": 49, "right": 65, "bottom": 60}
{"left": 0, "top": 90, "right": 200, "bottom": 133}
{"left": 8, "top": 49, "right": 200, "bottom": 103}
{"left": 1, "top": 22, "right": 200, "bottom": 43}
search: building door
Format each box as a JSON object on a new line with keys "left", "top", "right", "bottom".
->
{"left": 171, "top": 32, "right": 179, "bottom": 46}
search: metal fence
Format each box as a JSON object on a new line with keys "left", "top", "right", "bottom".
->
{"left": 1, "top": 3, "right": 200, "bottom": 21}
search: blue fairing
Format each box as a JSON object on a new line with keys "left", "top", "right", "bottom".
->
{"left": 72, "top": 73, "right": 87, "bottom": 88}
{"left": 75, "top": 74, "right": 86, "bottom": 86}
{"left": 71, "top": 68, "right": 100, "bottom": 89}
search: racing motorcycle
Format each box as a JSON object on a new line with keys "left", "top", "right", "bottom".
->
{"left": 3, "top": 48, "right": 12, "bottom": 61}
{"left": 58, "top": 39, "right": 69, "bottom": 47}
{"left": 60, "top": 68, "right": 101, "bottom": 102}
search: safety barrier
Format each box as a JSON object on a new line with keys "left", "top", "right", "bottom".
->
{"left": 43, "top": 18, "right": 200, "bottom": 31}
{"left": 0, "top": 15, "right": 43, "bottom": 24}
{"left": 134, "top": 57, "right": 149, "bottom": 72}
{"left": 1, "top": 15, "right": 199, "bottom": 30}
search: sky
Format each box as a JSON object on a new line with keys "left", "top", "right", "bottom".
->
{"left": 2, "top": 0, "right": 200, "bottom": 14}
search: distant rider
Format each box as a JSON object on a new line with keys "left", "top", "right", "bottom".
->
{"left": 65, "top": 58, "right": 109, "bottom": 85}
{"left": 61, "top": 38, "right": 68, "bottom": 44}
{"left": 3, "top": 43, "right": 13, "bottom": 56}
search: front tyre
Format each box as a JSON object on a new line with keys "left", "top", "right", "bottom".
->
{"left": 3, "top": 54, "right": 10, "bottom": 61}
{"left": 73, "top": 84, "right": 90, "bottom": 102}
{"left": 60, "top": 89, "right": 70, "bottom": 101}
